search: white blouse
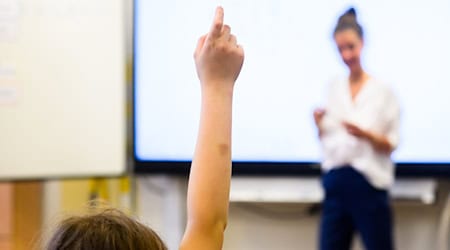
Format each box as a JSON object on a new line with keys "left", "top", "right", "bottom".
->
{"left": 320, "top": 77, "right": 401, "bottom": 189}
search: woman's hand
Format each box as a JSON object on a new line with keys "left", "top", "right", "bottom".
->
{"left": 343, "top": 121, "right": 394, "bottom": 154}
{"left": 342, "top": 121, "right": 368, "bottom": 138}
{"left": 313, "top": 108, "right": 326, "bottom": 137}
{"left": 313, "top": 108, "right": 326, "bottom": 127}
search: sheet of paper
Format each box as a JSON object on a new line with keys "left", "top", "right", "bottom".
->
{"left": 0, "top": 0, "right": 20, "bottom": 42}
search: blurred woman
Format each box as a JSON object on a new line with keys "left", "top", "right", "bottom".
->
{"left": 314, "top": 7, "right": 400, "bottom": 250}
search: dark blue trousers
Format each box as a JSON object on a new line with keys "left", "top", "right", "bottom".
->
{"left": 319, "top": 167, "right": 394, "bottom": 250}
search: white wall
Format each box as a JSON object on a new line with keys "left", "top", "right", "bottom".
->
{"left": 137, "top": 176, "right": 450, "bottom": 250}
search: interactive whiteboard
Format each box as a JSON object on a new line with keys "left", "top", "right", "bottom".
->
{"left": 134, "top": 0, "right": 450, "bottom": 176}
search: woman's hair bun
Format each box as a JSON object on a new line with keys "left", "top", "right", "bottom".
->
{"left": 338, "top": 7, "right": 357, "bottom": 25}
{"left": 345, "top": 7, "right": 356, "bottom": 17}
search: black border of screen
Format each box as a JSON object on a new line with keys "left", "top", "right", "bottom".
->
{"left": 133, "top": 160, "right": 450, "bottom": 178}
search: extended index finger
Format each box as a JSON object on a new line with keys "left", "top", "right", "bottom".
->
{"left": 209, "top": 6, "right": 224, "bottom": 38}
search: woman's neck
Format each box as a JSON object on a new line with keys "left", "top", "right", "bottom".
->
{"left": 349, "top": 67, "right": 367, "bottom": 85}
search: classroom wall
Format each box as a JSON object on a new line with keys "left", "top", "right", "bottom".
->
{"left": 137, "top": 176, "right": 450, "bottom": 250}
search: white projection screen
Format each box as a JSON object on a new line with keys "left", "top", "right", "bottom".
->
{"left": 0, "top": 0, "right": 126, "bottom": 180}
{"left": 134, "top": 0, "right": 450, "bottom": 176}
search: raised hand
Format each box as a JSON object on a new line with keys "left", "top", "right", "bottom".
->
{"left": 194, "top": 6, "right": 244, "bottom": 90}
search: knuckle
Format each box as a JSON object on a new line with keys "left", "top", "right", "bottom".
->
{"left": 214, "top": 22, "right": 222, "bottom": 31}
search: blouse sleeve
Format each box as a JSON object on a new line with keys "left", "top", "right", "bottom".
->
{"left": 384, "top": 90, "right": 401, "bottom": 150}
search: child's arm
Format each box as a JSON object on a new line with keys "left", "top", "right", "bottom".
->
{"left": 179, "top": 6, "right": 244, "bottom": 250}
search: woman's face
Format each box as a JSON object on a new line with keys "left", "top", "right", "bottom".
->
{"left": 334, "top": 29, "right": 363, "bottom": 72}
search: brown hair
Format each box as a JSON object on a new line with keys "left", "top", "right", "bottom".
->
{"left": 334, "top": 7, "right": 364, "bottom": 39}
{"left": 45, "top": 208, "right": 167, "bottom": 250}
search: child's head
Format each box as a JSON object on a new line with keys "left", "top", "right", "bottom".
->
{"left": 45, "top": 208, "right": 167, "bottom": 250}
